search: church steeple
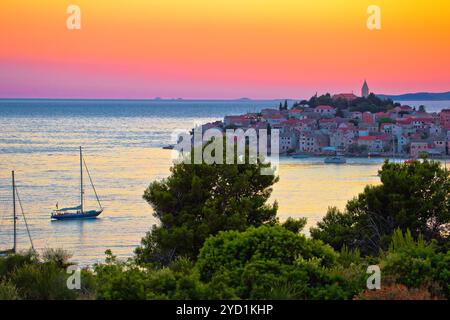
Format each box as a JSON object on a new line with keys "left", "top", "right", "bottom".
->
{"left": 361, "top": 80, "right": 369, "bottom": 98}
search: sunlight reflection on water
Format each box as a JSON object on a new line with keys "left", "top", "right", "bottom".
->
{"left": 0, "top": 100, "right": 392, "bottom": 265}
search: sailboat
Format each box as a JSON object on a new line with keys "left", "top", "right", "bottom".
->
{"left": 51, "top": 147, "right": 103, "bottom": 220}
{"left": 0, "top": 171, "right": 34, "bottom": 256}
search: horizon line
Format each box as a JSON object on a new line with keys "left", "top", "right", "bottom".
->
{"left": 0, "top": 90, "right": 449, "bottom": 102}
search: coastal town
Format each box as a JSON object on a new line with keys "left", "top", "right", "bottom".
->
{"left": 198, "top": 81, "right": 450, "bottom": 159}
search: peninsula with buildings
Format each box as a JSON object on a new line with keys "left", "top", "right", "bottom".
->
{"left": 198, "top": 81, "right": 450, "bottom": 158}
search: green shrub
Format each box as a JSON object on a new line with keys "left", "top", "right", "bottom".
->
{"left": 196, "top": 225, "right": 364, "bottom": 299}
{"left": 10, "top": 262, "right": 77, "bottom": 300}
{"left": 381, "top": 229, "right": 450, "bottom": 298}
{"left": 0, "top": 281, "right": 20, "bottom": 300}
{"left": 0, "top": 251, "right": 37, "bottom": 278}
{"left": 282, "top": 217, "right": 307, "bottom": 234}
{"left": 95, "top": 252, "right": 210, "bottom": 300}
{"left": 311, "top": 160, "right": 450, "bottom": 255}
{"left": 42, "top": 248, "right": 74, "bottom": 269}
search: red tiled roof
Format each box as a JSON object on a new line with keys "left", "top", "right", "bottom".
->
{"left": 332, "top": 93, "right": 358, "bottom": 101}
{"left": 412, "top": 118, "right": 434, "bottom": 123}
{"left": 358, "top": 135, "right": 389, "bottom": 141}
{"left": 315, "top": 105, "right": 335, "bottom": 110}
{"left": 396, "top": 118, "right": 413, "bottom": 125}
{"left": 265, "top": 114, "right": 287, "bottom": 119}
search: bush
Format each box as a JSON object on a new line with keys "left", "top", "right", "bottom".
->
{"left": 94, "top": 251, "right": 209, "bottom": 300}
{"left": 311, "top": 160, "right": 450, "bottom": 254}
{"left": 282, "top": 217, "right": 307, "bottom": 234}
{"left": 0, "top": 281, "right": 20, "bottom": 300}
{"left": 10, "top": 262, "right": 77, "bottom": 300}
{"left": 0, "top": 251, "right": 37, "bottom": 278}
{"left": 196, "top": 225, "right": 365, "bottom": 299}
{"left": 381, "top": 229, "right": 450, "bottom": 298}
{"left": 42, "top": 248, "right": 74, "bottom": 269}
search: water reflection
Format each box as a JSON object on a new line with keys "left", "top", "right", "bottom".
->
{"left": 0, "top": 147, "right": 386, "bottom": 265}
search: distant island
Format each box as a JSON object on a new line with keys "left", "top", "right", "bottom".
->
{"left": 377, "top": 91, "right": 450, "bottom": 101}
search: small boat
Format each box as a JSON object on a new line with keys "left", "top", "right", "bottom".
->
{"left": 1, "top": 171, "right": 35, "bottom": 256}
{"left": 292, "top": 154, "right": 310, "bottom": 159}
{"left": 162, "top": 145, "right": 175, "bottom": 150}
{"left": 51, "top": 147, "right": 103, "bottom": 220}
{"left": 324, "top": 156, "right": 347, "bottom": 164}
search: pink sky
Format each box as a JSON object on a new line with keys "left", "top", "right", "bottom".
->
{"left": 1, "top": 0, "right": 449, "bottom": 99}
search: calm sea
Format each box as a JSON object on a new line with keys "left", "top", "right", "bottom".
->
{"left": 0, "top": 99, "right": 449, "bottom": 265}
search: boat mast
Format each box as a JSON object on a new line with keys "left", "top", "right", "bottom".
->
{"left": 12, "top": 171, "right": 16, "bottom": 254}
{"left": 80, "top": 146, "right": 84, "bottom": 213}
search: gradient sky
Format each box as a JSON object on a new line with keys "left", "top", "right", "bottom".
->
{"left": 1, "top": 0, "right": 449, "bottom": 99}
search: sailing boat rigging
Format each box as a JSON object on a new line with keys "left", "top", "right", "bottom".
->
{"left": 51, "top": 147, "right": 103, "bottom": 220}
{"left": 0, "top": 171, "right": 34, "bottom": 255}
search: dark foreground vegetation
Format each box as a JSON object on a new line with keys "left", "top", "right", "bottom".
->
{"left": 1, "top": 155, "right": 449, "bottom": 300}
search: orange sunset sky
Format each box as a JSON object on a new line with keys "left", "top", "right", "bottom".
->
{"left": 0, "top": 0, "right": 449, "bottom": 99}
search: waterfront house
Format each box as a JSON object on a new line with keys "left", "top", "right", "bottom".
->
{"left": 357, "top": 135, "right": 390, "bottom": 152}
{"left": 330, "top": 129, "right": 356, "bottom": 151}
{"left": 410, "top": 141, "right": 429, "bottom": 158}
{"left": 432, "top": 136, "right": 447, "bottom": 154}
{"left": 398, "top": 134, "right": 410, "bottom": 154}
{"left": 410, "top": 140, "right": 429, "bottom": 158}
{"left": 280, "top": 132, "right": 298, "bottom": 153}
{"left": 298, "top": 132, "right": 329, "bottom": 153}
